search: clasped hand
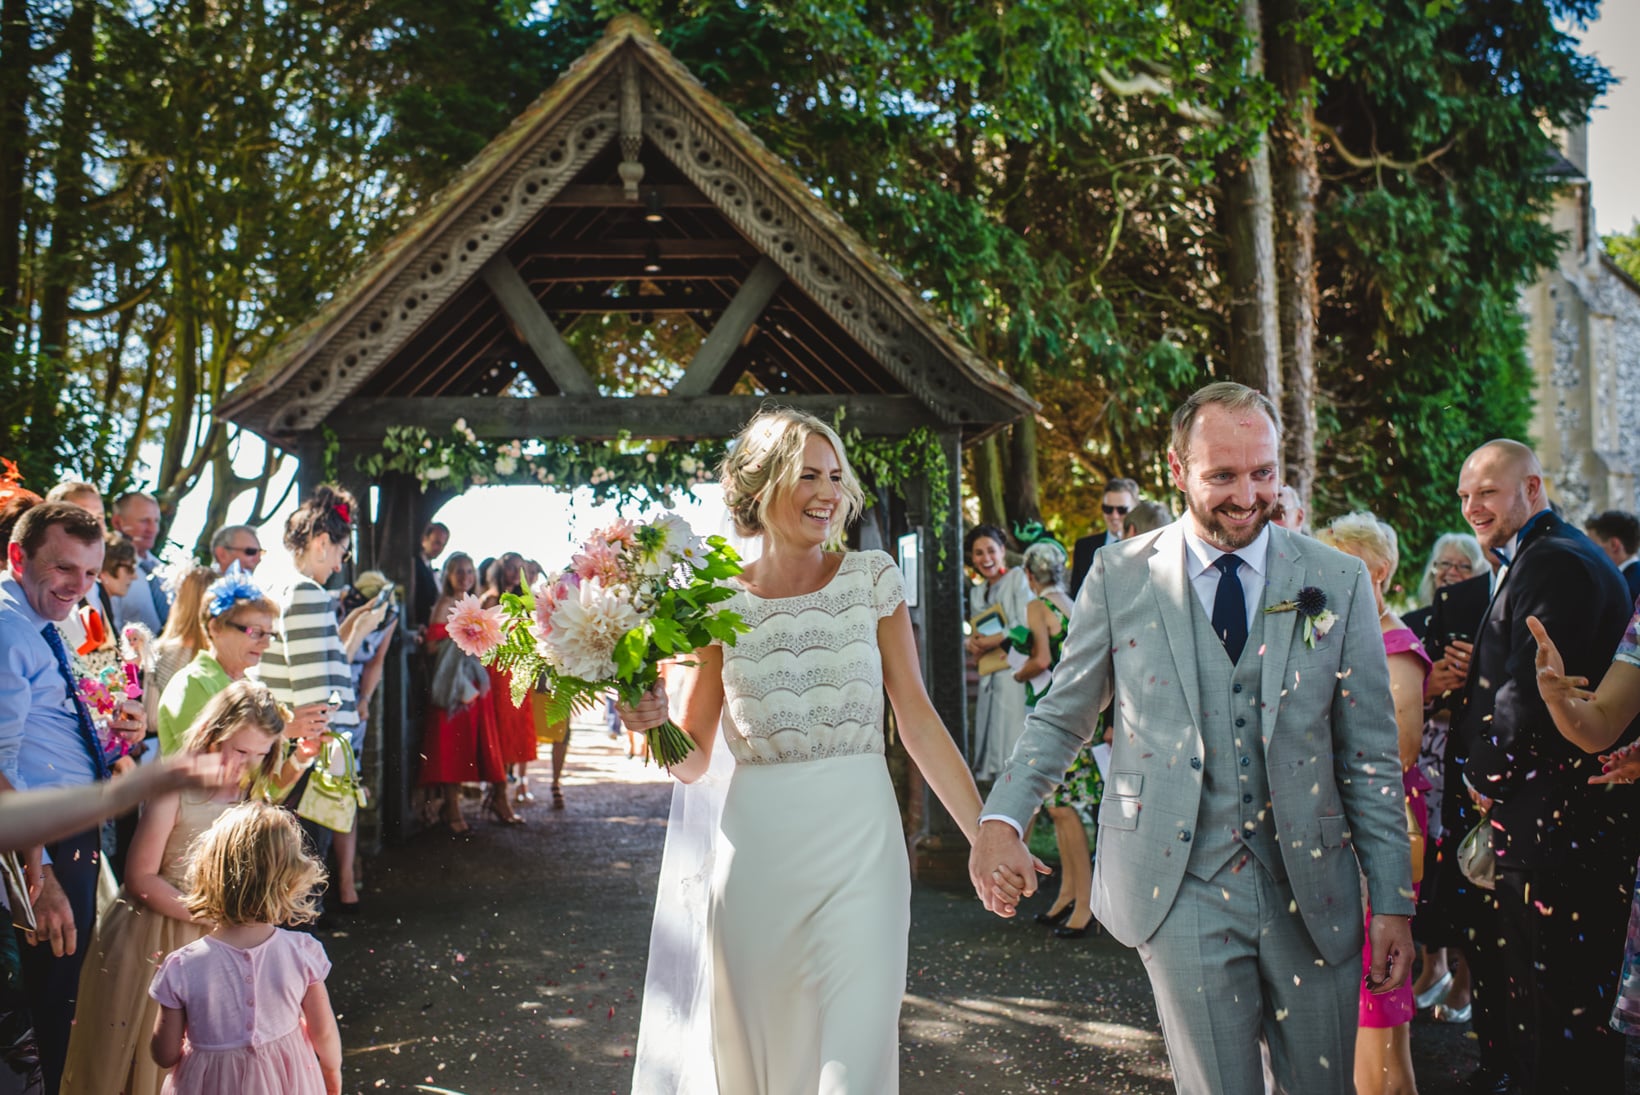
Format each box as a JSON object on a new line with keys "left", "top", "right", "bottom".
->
{"left": 968, "top": 820, "right": 1053, "bottom": 917}
{"left": 615, "top": 682, "right": 669, "bottom": 733}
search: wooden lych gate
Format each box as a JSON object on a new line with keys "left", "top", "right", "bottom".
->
{"left": 217, "top": 17, "right": 1033, "bottom": 873}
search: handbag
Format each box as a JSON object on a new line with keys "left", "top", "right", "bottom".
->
{"left": 1456, "top": 811, "right": 1497, "bottom": 891}
{"left": 295, "top": 734, "right": 364, "bottom": 834}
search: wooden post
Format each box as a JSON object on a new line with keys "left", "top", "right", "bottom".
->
{"left": 911, "top": 427, "right": 972, "bottom": 889}
{"left": 372, "top": 473, "right": 422, "bottom": 846}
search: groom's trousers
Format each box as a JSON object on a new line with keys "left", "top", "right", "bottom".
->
{"left": 1135, "top": 854, "right": 1358, "bottom": 1095}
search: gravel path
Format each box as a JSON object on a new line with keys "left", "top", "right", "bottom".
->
{"left": 325, "top": 728, "right": 1632, "bottom": 1093}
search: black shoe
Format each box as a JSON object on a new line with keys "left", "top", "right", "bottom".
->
{"left": 1053, "top": 918, "right": 1100, "bottom": 939}
{"left": 1033, "top": 905, "right": 1072, "bottom": 927}
{"left": 1462, "top": 1066, "right": 1515, "bottom": 1095}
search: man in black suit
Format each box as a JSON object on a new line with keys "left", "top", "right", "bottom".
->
{"left": 1456, "top": 440, "right": 1640, "bottom": 1095}
{"left": 1067, "top": 477, "right": 1137, "bottom": 598}
{"left": 1585, "top": 509, "right": 1640, "bottom": 605}
{"left": 412, "top": 521, "right": 449, "bottom": 630}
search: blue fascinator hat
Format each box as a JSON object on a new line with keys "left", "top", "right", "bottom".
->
{"left": 205, "top": 565, "right": 266, "bottom": 619}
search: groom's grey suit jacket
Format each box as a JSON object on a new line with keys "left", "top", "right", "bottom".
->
{"left": 985, "top": 521, "right": 1413, "bottom": 965}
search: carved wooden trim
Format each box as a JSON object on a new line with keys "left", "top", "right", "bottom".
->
{"left": 265, "top": 74, "right": 625, "bottom": 435}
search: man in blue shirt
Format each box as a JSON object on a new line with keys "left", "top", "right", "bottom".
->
{"left": 107, "top": 490, "right": 169, "bottom": 633}
{"left": 0, "top": 500, "right": 146, "bottom": 1094}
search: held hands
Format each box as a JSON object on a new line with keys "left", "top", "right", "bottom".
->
{"left": 968, "top": 819, "right": 1053, "bottom": 917}
{"left": 1526, "top": 615, "right": 1594, "bottom": 707}
{"left": 108, "top": 697, "right": 147, "bottom": 748}
{"left": 615, "top": 682, "right": 669, "bottom": 733}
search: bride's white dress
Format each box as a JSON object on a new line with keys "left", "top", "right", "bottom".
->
{"left": 658, "top": 549, "right": 911, "bottom": 1094}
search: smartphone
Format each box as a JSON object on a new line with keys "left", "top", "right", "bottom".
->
{"left": 1445, "top": 631, "right": 1471, "bottom": 647}
{"left": 369, "top": 586, "right": 394, "bottom": 610}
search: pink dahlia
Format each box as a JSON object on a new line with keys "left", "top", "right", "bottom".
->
{"left": 593, "top": 517, "right": 638, "bottom": 550}
{"left": 446, "top": 593, "right": 505, "bottom": 658}
{"left": 571, "top": 537, "right": 627, "bottom": 586}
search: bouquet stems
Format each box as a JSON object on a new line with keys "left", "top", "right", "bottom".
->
{"left": 646, "top": 719, "right": 696, "bottom": 768}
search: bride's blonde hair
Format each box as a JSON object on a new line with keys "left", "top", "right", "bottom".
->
{"left": 719, "top": 408, "right": 865, "bottom": 541}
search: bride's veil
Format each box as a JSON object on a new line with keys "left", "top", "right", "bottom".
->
{"left": 630, "top": 505, "right": 756, "bottom": 1095}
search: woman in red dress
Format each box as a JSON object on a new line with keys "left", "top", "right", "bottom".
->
{"left": 419, "top": 553, "right": 519, "bottom": 829}
{"left": 481, "top": 552, "right": 540, "bottom": 806}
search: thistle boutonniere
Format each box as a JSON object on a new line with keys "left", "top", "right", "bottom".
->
{"left": 1265, "top": 586, "right": 1337, "bottom": 648}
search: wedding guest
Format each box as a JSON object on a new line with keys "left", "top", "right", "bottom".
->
{"left": 419, "top": 553, "right": 514, "bottom": 830}
{"left": 252, "top": 485, "right": 362, "bottom": 910}
{"left": 156, "top": 571, "right": 325, "bottom": 757}
{"left": 109, "top": 491, "right": 169, "bottom": 633}
{"left": 617, "top": 408, "right": 985, "bottom": 1091}
{"left": 1272, "top": 483, "right": 1307, "bottom": 533}
{"left": 0, "top": 753, "right": 229, "bottom": 854}
{"left": 0, "top": 501, "right": 147, "bottom": 1093}
{"left": 59, "top": 531, "right": 138, "bottom": 677}
{"left": 482, "top": 551, "right": 539, "bottom": 805}
{"left": 44, "top": 481, "right": 104, "bottom": 530}
{"left": 1527, "top": 594, "right": 1640, "bottom": 1040}
{"left": 1011, "top": 535, "right": 1094, "bottom": 939}
{"left": 1319, "top": 513, "right": 1430, "bottom": 1095}
{"left": 1403, "top": 533, "right": 1487, "bottom": 641}
{"left": 148, "top": 801, "right": 341, "bottom": 1095}
{"left": 1123, "top": 500, "right": 1172, "bottom": 537}
{"left": 1456, "top": 439, "right": 1640, "bottom": 1094}
{"left": 1069, "top": 477, "right": 1139, "bottom": 597}
{"left": 146, "top": 567, "right": 220, "bottom": 725}
{"left": 1586, "top": 509, "right": 1640, "bottom": 603}
{"left": 208, "top": 523, "right": 263, "bottom": 574}
{"left": 966, "top": 524, "right": 1032, "bottom": 781}
{"left": 61, "top": 681, "right": 305, "bottom": 1095}
{"left": 413, "top": 521, "right": 449, "bottom": 630}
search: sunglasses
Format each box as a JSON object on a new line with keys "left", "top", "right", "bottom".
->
{"left": 222, "top": 622, "right": 277, "bottom": 641}
{"left": 233, "top": 546, "right": 263, "bottom": 557}
{"left": 1102, "top": 505, "right": 1130, "bottom": 516}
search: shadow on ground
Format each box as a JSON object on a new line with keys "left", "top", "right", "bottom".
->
{"left": 325, "top": 728, "right": 1632, "bottom": 1093}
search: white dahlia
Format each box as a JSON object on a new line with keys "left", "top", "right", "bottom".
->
{"left": 543, "top": 577, "right": 642, "bottom": 681}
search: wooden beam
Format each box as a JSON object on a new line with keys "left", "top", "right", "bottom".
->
{"left": 480, "top": 257, "right": 597, "bottom": 395}
{"left": 551, "top": 184, "right": 714, "bottom": 208}
{"left": 674, "top": 257, "right": 786, "bottom": 397}
{"left": 328, "top": 395, "right": 943, "bottom": 441}
{"left": 525, "top": 239, "right": 755, "bottom": 261}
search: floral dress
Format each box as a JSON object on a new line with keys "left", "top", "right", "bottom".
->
{"left": 1019, "top": 596, "right": 1102, "bottom": 809}
{"left": 1610, "top": 600, "right": 1640, "bottom": 1035}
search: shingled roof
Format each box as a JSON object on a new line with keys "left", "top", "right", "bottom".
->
{"left": 217, "top": 15, "right": 1034, "bottom": 444}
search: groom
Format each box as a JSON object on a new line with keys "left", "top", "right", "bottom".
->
{"left": 971, "top": 382, "right": 1413, "bottom": 1094}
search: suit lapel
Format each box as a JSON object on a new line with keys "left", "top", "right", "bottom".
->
{"left": 1148, "top": 524, "right": 1205, "bottom": 732}
{"left": 1259, "top": 525, "right": 1305, "bottom": 748}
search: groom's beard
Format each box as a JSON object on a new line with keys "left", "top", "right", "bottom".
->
{"left": 1187, "top": 495, "right": 1273, "bottom": 551}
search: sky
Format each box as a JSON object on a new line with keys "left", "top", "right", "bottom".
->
{"left": 156, "top": 2, "right": 1640, "bottom": 565}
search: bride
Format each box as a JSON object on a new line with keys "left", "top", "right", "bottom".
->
{"left": 619, "top": 408, "right": 988, "bottom": 1093}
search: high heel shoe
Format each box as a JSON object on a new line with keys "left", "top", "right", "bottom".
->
{"left": 1413, "top": 970, "right": 1454, "bottom": 1011}
{"left": 1034, "top": 905, "right": 1073, "bottom": 927}
{"left": 482, "top": 792, "right": 526, "bottom": 826}
{"left": 1053, "top": 914, "right": 1100, "bottom": 939}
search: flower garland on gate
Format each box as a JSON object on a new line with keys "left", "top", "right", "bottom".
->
{"left": 356, "top": 421, "right": 727, "bottom": 509}
{"left": 356, "top": 415, "right": 956, "bottom": 565}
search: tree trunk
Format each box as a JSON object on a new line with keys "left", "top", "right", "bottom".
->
{"left": 0, "top": 0, "right": 29, "bottom": 335}
{"left": 1266, "top": 0, "right": 1318, "bottom": 509}
{"left": 1219, "top": 0, "right": 1282, "bottom": 403}
{"left": 1003, "top": 416, "right": 1041, "bottom": 531}
{"left": 969, "top": 435, "right": 1008, "bottom": 537}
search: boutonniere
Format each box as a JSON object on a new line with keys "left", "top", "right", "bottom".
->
{"left": 1265, "top": 586, "right": 1337, "bottom": 648}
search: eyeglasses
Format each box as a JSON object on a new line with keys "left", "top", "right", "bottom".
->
{"left": 1432, "top": 560, "right": 1473, "bottom": 574}
{"left": 233, "top": 546, "right": 263, "bottom": 557}
{"left": 222, "top": 622, "right": 277, "bottom": 641}
{"left": 1102, "top": 505, "right": 1130, "bottom": 516}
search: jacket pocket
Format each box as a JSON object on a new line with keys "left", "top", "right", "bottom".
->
{"left": 1110, "top": 770, "right": 1143, "bottom": 797}
{"left": 1319, "top": 815, "right": 1350, "bottom": 848}
{"left": 1098, "top": 794, "right": 1141, "bottom": 831}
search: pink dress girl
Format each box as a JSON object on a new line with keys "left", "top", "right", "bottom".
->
{"left": 149, "top": 928, "right": 332, "bottom": 1094}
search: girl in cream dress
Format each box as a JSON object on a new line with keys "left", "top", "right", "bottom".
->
{"left": 621, "top": 409, "right": 987, "bottom": 1094}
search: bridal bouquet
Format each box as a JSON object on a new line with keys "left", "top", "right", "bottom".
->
{"left": 446, "top": 515, "right": 748, "bottom": 766}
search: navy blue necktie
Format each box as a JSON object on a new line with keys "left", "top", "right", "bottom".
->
{"left": 39, "top": 624, "right": 112, "bottom": 781}
{"left": 1212, "top": 554, "right": 1248, "bottom": 664}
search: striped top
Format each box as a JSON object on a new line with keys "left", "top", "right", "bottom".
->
{"left": 250, "top": 577, "right": 359, "bottom": 731}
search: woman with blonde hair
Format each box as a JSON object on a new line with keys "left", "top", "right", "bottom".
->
{"left": 619, "top": 408, "right": 989, "bottom": 1093}
{"left": 1319, "top": 512, "right": 1429, "bottom": 1095}
{"left": 61, "top": 680, "right": 315, "bottom": 1095}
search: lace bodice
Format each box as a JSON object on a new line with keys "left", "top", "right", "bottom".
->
{"left": 716, "top": 550, "right": 905, "bottom": 765}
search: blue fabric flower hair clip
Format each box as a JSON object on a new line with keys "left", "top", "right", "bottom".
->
{"left": 206, "top": 569, "right": 265, "bottom": 620}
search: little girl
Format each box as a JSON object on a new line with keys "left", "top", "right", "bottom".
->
{"left": 149, "top": 800, "right": 342, "bottom": 1094}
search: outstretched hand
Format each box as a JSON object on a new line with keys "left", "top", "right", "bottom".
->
{"left": 1527, "top": 615, "right": 1594, "bottom": 706}
{"left": 1591, "top": 741, "right": 1640, "bottom": 786}
{"left": 968, "top": 819, "right": 1053, "bottom": 917}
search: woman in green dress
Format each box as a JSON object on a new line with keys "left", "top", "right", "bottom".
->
{"left": 1008, "top": 533, "right": 1100, "bottom": 938}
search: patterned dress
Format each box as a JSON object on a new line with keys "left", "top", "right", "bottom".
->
{"left": 1610, "top": 599, "right": 1640, "bottom": 1035}
{"left": 1023, "top": 595, "right": 1102, "bottom": 809}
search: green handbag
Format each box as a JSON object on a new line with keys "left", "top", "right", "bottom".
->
{"left": 295, "top": 733, "right": 365, "bottom": 834}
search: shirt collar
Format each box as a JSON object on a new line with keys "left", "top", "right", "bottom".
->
{"left": 0, "top": 572, "right": 50, "bottom": 630}
{"left": 1180, "top": 520, "right": 1270, "bottom": 578}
